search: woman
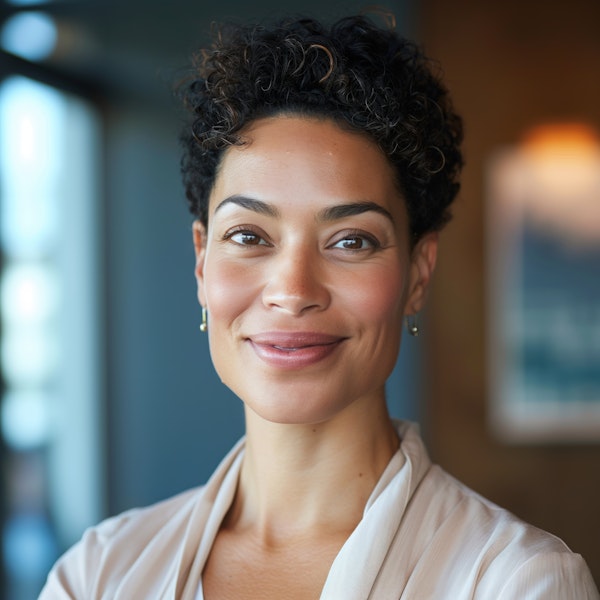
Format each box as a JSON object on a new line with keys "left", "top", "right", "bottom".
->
{"left": 41, "top": 15, "right": 598, "bottom": 599}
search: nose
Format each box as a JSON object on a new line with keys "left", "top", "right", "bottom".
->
{"left": 262, "top": 244, "right": 330, "bottom": 315}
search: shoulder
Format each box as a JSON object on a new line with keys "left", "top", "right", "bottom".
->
{"left": 422, "top": 465, "right": 569, "bottom": 554}
{"left": 492, "top": 551, "right": 599, "bottom": 599}
{"left": 410, "top": 465, "right": 599, "bottom": 598}
{"left": 78, "top": 484, "right": 203, "bottom": 556}
{"left": 39, "top": 486, "right": 205, "bottom": 598}
{"left": 91, "top": 485, "right": 202, "bottom": 540}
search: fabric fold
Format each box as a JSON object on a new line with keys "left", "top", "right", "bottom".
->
{"left": 39, "top": 421, "right": 600, "bottom": 600}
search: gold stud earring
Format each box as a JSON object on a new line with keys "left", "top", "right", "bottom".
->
{"left": 199, "top": 307, "right": 208, "bottom": 332}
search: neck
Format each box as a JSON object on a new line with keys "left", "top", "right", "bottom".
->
{"left": 226, "top": 396, "right": 399, "bottom": 544}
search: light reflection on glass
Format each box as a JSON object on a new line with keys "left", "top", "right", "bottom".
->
{"left": 1, "top": 325, "right": 58, "bottom": 387}
{"left": 5, "top": 0, "right": 53, "bottom": 5}
{"left": 1, "top": 391, "right": 52, "bottom": 450}
{"left": 1, "top": 263, "right": 60, "bottom": 324}
{"left": 0, "top": 77, "right": 62, "bottom": 257}
{"left": 0, "top": 12, "right": 57, "bottom": 61}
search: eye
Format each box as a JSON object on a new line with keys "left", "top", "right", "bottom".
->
{"left": 224, "top": 228, "right": 270, "bottom": 247}
{"left": 330, "top": 232, "right": 379, "bottom": 251}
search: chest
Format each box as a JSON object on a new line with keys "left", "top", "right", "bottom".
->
{"left": 201, "top": 529, "right": 348, "bottom": 600}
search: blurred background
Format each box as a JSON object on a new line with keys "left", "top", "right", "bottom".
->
{"left": 0, "top": 0, "right": 598, "bottom": 597}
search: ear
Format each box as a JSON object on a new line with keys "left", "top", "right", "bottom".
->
{"left": 192, "top": 220, "right": 208, "bottom": 307}
{"left": 404, "top": 232, "right": 438, "bottom": 316}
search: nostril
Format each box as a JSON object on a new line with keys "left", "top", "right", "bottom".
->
{"left": 262, "top": 262, "right": 329, "bottom": 314}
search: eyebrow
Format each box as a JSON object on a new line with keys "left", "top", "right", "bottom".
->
{"left": 214, "top": 195, "right": 280, "bottom": 217}
{"left": 213, "top": 195, "right": 394, "bottom": 224}
{"left": 318, "top": 201, "right": 394, "bottom": 224}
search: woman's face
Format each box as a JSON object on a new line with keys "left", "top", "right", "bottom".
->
{"left": 193, "top": 116, "right": 437, "bottom": 425}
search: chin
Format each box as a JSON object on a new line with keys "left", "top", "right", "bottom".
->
{"left": 242, "top": 389, "right": 351, "bottom": 427}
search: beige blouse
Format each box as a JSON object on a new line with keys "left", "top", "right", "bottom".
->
{"left": 40, "top": 421, "right": 599, "bottom": 599}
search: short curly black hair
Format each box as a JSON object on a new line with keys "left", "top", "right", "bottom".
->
{"left": 180, "top": 15, "right": 463, "bottom": 242}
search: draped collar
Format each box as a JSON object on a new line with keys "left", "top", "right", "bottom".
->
{"left": 174, "top": 420, "right": 431, "bottom": 599}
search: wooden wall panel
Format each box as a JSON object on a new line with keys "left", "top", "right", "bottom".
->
{"left": 419, "top": 0, "right": 600, "bottom": 584}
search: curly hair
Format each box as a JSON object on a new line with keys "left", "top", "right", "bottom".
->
{"left": 179, "top": 15, "right": 463, "bottom": 242}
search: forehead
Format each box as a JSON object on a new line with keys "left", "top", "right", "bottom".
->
{"left": 209, "top": 116, "right": 405, "bottom": 217}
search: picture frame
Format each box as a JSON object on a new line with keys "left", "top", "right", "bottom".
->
{"left": 487, "top": 126, "right": 600, "bottom": 443}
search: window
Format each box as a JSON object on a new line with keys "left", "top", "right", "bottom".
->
{"left": 0, "top": 75, "right": 103, "bottom": 598}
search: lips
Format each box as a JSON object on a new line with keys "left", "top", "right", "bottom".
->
{"left": 247, "top": 332, "right": 346, "bottom": 369}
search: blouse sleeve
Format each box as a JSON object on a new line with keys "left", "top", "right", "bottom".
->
{"left": 38, "top": 505, "right": 146, "bottom": 600}
{"left": 497, "top": 552, "right": 599, "bottom": 600}
{"left": 38, "top": 523, "right": 111, "bottom": 599}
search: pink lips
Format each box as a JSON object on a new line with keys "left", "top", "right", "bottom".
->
{"left": 247, "top": 332, "right": 346, "bottom": 369}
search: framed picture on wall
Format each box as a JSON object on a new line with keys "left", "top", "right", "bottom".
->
{"left": 487, "top": 124, "right": 600, "bottom": 443}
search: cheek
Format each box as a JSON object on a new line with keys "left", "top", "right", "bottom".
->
{"left": 203, "top": 257, "right": 258, "bottom": 324}
{"left": 343, "top": 265, "right": 406, "bottom": 385}
{"left": 347, "top": 265, "right": 406, "bottom": 325}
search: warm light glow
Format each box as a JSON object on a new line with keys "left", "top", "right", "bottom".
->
{"left": 520, "top": 123, "right": 600, "bottom": 201}
{"left": 492, "top": 122, "right": 600, "bottom": 246}
{"left": 522, "top": 123, "right": 600, "bottom": 153}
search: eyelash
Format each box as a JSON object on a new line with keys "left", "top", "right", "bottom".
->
{"left": 330, "top": 230, "right": 381, "bottom": 252}
{"left": 222, "top": 226, "right": 271, "bottom": 247}
{"left": 221, "top": 226, "right": 381, "bottom": 252}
